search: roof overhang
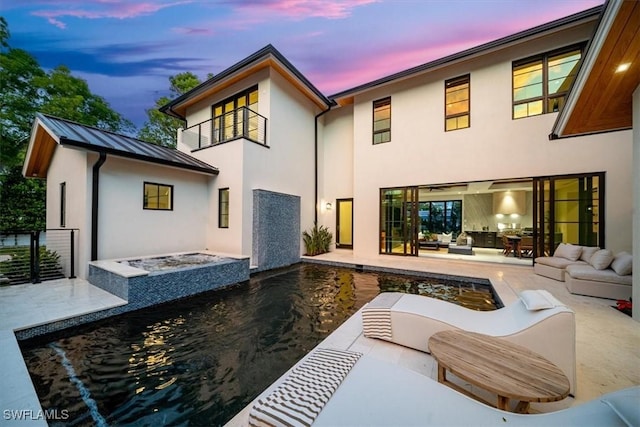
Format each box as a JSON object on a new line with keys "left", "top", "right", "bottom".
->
{"left": 551, "top": 0, "right": 640, "bottom": 139}
{"left": 161, "top": 45, "right": 332, "bottom": 120}
{"left": 23, "top": 116, "right": 58, "bottom": 178}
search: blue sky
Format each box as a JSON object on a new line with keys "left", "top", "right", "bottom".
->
{"left": 2, "top": 0, "right": 603, "bottom": 129}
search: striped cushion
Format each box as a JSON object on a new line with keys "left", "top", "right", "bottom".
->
{"left": 249, "top": 348, "right": 362, "bottom": 427}
{"left": 362, "top": 292, "right": 403, "bottom": 340}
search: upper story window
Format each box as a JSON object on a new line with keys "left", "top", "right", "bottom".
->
{"left": 212, "top": 86, "right": 260, "bottom": 143}
{"left": 144, "top": 182, "right": 173, "bottom": 210}
{"left": 373, "top": 97, "right": 391, "bottom": 144}
{"left": 445, "top": 75, "right": 470, "bottom": 131}
{"left": 513, "top": 45, "right": 582, "bottom": 119}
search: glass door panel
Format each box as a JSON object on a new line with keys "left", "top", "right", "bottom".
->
{"left": 380, "top": 187, "right": 418, "bottom": 256}
{"left": 336, "top": 199, "right": 353, "bottom": 249}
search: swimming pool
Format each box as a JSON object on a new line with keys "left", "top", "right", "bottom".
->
{"left": 20, "top": 263, "right": 500, "bottom": 426}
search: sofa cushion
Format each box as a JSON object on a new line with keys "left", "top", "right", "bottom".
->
{"left": 519, "top": 290, "right": 565, "bottom": 310}
{"left": 535, "top": 256, "right": 586, "bottom": 269}
{"left": 611, "top": 252, "right": 633, "bottom": 276}
{"left": 553, "top": 243, "right": 582, "bottom": 261}
{"left": 602, "top": 392, "right": 640, "bottom": 427}
{"left": 565, "top": 264, "right": 633, "bottom": 286}
{"left": 579, "top": 246, "right": 600, "bottom": 263}
{"left": 589, "top": 249, "right": 614, "bottom": 270}
{"left": 456, "top": 232, "right": 467, "bottom": 246}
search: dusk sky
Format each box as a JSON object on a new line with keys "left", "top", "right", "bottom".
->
{"left": 2, "top": 0, "right": 603, "bottom": 129}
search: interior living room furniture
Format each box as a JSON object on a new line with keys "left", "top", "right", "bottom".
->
{"left": 361, "top": 290, "right": 576, "bottom": 395}
{"left": 448, "top": 234, "right": 473, "bottom": 255}
{"left": 520, "top": 236, "right": 534, "bottom": 258}
{"left": 429, "top": 330, "right": 570, "bottom": 413}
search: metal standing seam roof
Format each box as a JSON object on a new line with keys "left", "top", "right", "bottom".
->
{"left": 37, "top": 113, "right": 219, "bottom": 175}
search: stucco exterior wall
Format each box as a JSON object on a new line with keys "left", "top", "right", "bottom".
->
{"left": 95, "top": 156, "right": 210, "bottom": 260}
{"left": 45, "top": 146, "right": 91, "bottom": 278}
{"left": 180, "top": 67, "right": 319, "bottom": 265}
{"left": 319, "top": 105, "right": 354, "bottom": 249}
{"left": 338, "top": 20, "right": 633, "bottom": 258}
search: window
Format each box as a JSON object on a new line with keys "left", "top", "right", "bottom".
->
{"left": 212, "top": 86, "right": 259, "bottom": 143}
{"left": 60, "top": 182, "right": 66, "bottom": 227}
{"left": 143, "top": 182, "right": 173, "bottom": 210}
{"left": 418, "top": 200, "right": 462, "bottom": 235}
{"left": 445, "top": 75, "right": 470, "bottom": 131}
{"left": 219, "top": 188, "right": 229, "bottom": 228}
{"left": 372, "top": 97, "right": 391, "bottom": 144}
{"left": 513, "top": 45, "right": 582, "bottom": 119}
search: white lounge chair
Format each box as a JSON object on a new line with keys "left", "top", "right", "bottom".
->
{"left": 362, "top": 290, "right": 577, "bottom": 395}
{"left": 314, "top": 355, "right": 638, "bottom": 426}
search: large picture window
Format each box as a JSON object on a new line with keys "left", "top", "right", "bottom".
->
{"left": 418, "top": 200, "right": 462, "bottom": 235}
{"left": 373, "top": 97, "right": 391, "bottom": 144}
{"left": 445, "top": 75, "right": 470, "bottom": 131}
{"left": 143, "top": 182, "right": 173, "bottom": 210}
{"left": 219, "top": 188, "right": 229, "bottom": 228}
{"left": 513, "top": 45, "right": 582, "bottom": 119}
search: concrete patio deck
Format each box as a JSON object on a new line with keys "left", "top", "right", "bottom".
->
{"left": 0, "top": 253, "right": 637, "bottom": 426}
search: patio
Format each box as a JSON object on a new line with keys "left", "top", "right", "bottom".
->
{"left": 0, "top": 253, "right": 637, "bottom": 425}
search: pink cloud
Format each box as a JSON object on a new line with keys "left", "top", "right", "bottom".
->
{"left": 32, "top": 1, "right": 193, "bottom": 28}
{"left": 234, "top": 0, "right": 377, "bottom": 20}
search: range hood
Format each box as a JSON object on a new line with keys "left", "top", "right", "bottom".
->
{"left": 493, "top": 191, "right": 525, "bottom": 215}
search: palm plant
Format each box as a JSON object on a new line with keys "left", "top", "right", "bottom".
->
{"left": 302, "top": 223, "right": 333, "bottom": 256}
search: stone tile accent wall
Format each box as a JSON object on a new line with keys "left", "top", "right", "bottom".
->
{"left": 252, "top": 189, "right": 301, "bottom": 272}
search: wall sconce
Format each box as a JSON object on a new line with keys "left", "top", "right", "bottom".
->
{"left": 326, "top": 202, "right": 332, "bottom": 211}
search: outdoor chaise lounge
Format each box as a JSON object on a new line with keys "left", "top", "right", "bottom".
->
{"left": 249, "top": 350, "right": 638, "bottom": 426}
{"left": 361, "top": 290, "right": 577, "bottom": 395}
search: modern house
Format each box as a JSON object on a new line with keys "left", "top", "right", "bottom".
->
{"left": 23, "top": 2, "right": 638, "bottom": 317}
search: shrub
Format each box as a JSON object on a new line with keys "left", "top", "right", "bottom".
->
{"left": 302, "top": 223, "right": 333, "bottom": 256}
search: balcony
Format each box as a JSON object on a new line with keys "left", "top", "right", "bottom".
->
{"left": 182, "top": 107, "right": 267, "bottom": 150}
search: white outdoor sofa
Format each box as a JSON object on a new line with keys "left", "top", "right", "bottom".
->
{"left": 249, "top": 350, "right": 638, "bottom": 427}
{"left": 361, "top": 290, "right": 577, "bottom": 395}
{"left": 534, "top": 244, "right": 633, "bottom": 300}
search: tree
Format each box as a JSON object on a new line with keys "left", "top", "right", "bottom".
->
{"left": 138, "top": 72, "right": 205, "bottom": 147}
{"left": 0, "top": 18, "right": 133, "bottom": 231}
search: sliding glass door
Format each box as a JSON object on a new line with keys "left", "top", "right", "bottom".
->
{"left": 534, "top": 173, "right": 604, "bottom": 256}
{"left": 380, "top": 187, "right": 418, "bottom": 256}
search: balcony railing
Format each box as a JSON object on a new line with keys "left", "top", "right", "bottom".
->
{"left": 182, "top": 107, "right": 267, "bottom": 150}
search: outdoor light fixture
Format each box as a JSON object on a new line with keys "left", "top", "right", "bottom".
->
{"left": 326, "top": 202, "right": 332, "bottom": 210}
{"left": 615, "top": 62, "right": 631, "bottom": 73}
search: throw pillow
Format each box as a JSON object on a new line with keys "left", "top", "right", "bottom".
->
{"left": 610, "top": 252, "right": 633, "bottom": 276}
{"left": 589, "top": 249, "right": 614, "bottom": 270}
{"left": 579, "top": 246, "right": 600, "bottom": 263}
{"left": 456, "top": 232, "right": 467, "bottom": 246}
{"left": 553, "top": 243, "right": 583, "bottom": 261}
{"left": 519, "top": 290, "right": 565, "bottom": 310}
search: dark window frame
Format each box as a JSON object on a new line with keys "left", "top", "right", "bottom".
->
{"left": 512, "top": 43, "right": 584, "bottom": 119}
{"left": 372, "top": 97, "right": 391, "bottom": 144}
{"left": 143, "top": 182, "right": 174, "bottom": 211}
{"left": 445, "top": 75, "right": 470, "bottom": 131}
{"left": 211, "top": 85, "right": 259, "bottom": 144}
{"left": 60, "top": 182, "right": 66, "bottom": 227}
{"left": 219, "top": 188, "right": 229, "bottom": 228}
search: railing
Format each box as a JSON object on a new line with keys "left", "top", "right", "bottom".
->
{"left": 0, "top": 229, "right": 78, "bottom": 285}
{"left": 182, "top": 106, "right": 267, "bottom": 150}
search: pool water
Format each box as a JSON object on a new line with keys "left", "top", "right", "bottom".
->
{"left": 20, "top": 263, "right": 500, "bottom": 426}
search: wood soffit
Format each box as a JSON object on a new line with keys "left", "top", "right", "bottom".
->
{"left": 24, "top": 125, "right": 57, "bottom": 178}
{"left": 563, "top": 1, "right": 640, "bottom": 136}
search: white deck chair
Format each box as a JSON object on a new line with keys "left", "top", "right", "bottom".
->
{"left": 362, "top": 290, "right": 577, "bottom": 395}
{"left": 313, "top": 355, "right": 638, "bottom": 426}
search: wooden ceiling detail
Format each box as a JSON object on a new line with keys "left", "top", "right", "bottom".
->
{"left": 563, "top": 1, "right": 640, "bottom": 136}
{"left": 24, "top": 125, "right": 57, "bottom": 178}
